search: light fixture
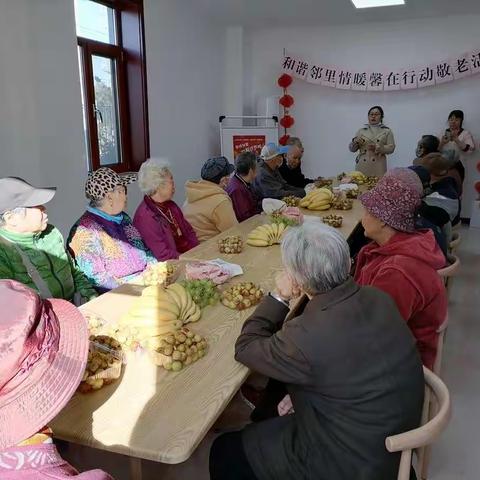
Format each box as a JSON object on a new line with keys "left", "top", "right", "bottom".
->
{"left": 351, "top": 0, "right": 405, "bottom": 8}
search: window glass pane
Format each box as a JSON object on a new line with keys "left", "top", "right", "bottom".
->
{"left": 74, "top": 0, "right": 116, "bottom": 45}
{"left": 77, "top": 46, "right": 92, "bottom": 170}
{"left": 92, "top": 55, "right": 122, "bottom": 166}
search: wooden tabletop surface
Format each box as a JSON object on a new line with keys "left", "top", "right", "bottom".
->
{"left": 51, "top": 200, "right": 364, "bottom": 464}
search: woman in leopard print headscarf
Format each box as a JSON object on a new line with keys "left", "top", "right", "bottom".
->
{"left": 68, "top": 167, "right": 156, "bottom": 293}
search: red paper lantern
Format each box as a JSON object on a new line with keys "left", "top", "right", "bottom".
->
{"left": 280, "top": 115, "right": 295, "bottom": 129}
{"left": 475, "top": 181, "right": 480, "bottom": 194}
{"left": 277, "top": 74, "right": 293, "bottom": 89}
{"left": 279, "top": 134, "right": 291, "bottom": 146}
{"left": 279, "top": 94, "right": 294, "bottom": 108}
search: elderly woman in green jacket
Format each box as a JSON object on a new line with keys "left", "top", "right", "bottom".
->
{"left": 0, "top": 177, "right": 97, "bottom": 303}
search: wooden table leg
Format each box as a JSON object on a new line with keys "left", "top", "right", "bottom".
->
{"left": 129, "top": 457, "right": 142, "bottom": 480}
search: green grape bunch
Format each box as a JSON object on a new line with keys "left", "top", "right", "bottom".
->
{"left": 180, "top": 279, "right": 221, "bottom": 309}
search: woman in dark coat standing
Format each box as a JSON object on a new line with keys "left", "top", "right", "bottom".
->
{"left": 210, "top": 222, "right": 424, "bottom": 480}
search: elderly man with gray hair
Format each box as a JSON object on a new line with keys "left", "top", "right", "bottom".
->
{"left": 210, "top": 222, "right": 424, "bottom": 480}
{"left": 279, "top": 136, "right": 317, "bottom": 188}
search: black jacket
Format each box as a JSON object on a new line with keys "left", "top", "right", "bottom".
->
{"left": 278, "top": 160, "right": 314, "bottom": 188}
{"left": 236, "top": 279, "right": 424, "bottom": 480}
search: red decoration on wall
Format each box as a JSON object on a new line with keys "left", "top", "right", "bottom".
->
{"left": 279, "top": 94, "right": 294, "bottom": 108}
{"left": 279, "top": 134, "right": 291, "bottom": 146}
{"left": 280, "top": 115, "right": 295, "bottom": 129}
{"left": 277, "top": 74, "right": 293, "bottom": 88}
{"left": 475, "top": 181, "right": 480, "bottom": 194}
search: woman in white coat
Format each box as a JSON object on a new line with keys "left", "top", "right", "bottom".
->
{"left": 349, "top": 106, "right": 396, "bottom": 177}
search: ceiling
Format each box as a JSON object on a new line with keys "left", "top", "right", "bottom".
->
{"left": 194, "top": 0, "right": 480, "bottom": 27}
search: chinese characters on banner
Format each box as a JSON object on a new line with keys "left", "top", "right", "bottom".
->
{"left": 282, "top": 50, "right": 480, "bottom": 91}
{"left": 232, "top": 135, "right": 266, "bottom": 158}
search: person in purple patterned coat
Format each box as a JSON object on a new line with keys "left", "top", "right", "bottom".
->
{"left": 68, "top": 168, "right": 155, "bottom": 293}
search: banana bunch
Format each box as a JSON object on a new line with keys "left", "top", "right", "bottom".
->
{"left": 247, "top": 223, "right": 287, "bottom": 247}
{"left": 120, "top": 283, "right": 201, "bottom": 345}
{"left": 346, "top": 171, "right": 366, "bottom": 184}
{"left": 299, "top": 188, "right": 334, "bottom": 210}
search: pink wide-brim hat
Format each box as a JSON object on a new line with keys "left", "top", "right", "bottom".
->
{"left": 0, "top": 280, "right": 89, "bottom": 449}
{"left": 360, "top": 170, "right": 422, "bottom": 233}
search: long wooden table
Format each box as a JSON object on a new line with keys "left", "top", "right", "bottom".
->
{"left": 51, "top": 200, "right": 364, "bottom": 472}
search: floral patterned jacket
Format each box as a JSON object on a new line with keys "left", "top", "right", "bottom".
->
{"left": 68, "top": 209, "right": 156, "bottom": 293}
{"left": 0, "top": 443, "right": 113, "bottom": 479}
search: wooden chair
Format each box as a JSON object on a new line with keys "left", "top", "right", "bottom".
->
{"left": 437, "top": 254, "right": 460, "bottom": 296}
{"left": 386, "top": 367, "right": 451, "bottom": 480}
{"left": 451, "top": 222, "right": 461, "bottom": 232}
{"left": 409, "top": 313, "right": 450, "bottom": 479}
{"left": 448, "top": 232, "right": 461, "bottom": 254}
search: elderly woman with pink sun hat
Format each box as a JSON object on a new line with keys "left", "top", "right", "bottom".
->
{"left": 354, "top": 168, "right": 447, "bottom": 370}
{"left": 0, "top": 279, "right": 114, "bottom": 479}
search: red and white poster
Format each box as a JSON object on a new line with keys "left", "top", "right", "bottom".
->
{"left": 233, "top": 135, "right": 266, "bottom": 158}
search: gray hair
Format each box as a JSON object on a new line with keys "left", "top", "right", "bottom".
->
{"left": 0, "top": 207, "right": 27, "bottom": 227}
{"left": 287, "top": 136, "right": 303, "bottom": 149}
{"left": 281, "top": 222, "right": 351, "bottom": 295}
{"left": 138, "top": 158, "right": 172, "bottom": 195}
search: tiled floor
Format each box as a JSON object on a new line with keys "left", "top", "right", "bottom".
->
{"left": 63, "top": 226, "right": 479, "bottom": 479}
{"left": 427, "top": 226, "right": 479, "bottom": 480}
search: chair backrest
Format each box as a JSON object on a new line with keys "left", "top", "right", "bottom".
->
{"left": 385, "top": 367, "right": 451, "bottom": 480}
{"left": 449, "top": 232, "right": 461, "bottom": 251}
{"left": 433, "top": 313, "right": 449, "bottom": 376}
{"left": 437, "top": 254, "right": 460, "bottom": 278}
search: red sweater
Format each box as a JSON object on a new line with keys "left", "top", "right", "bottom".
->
{"left": 354, "top": 230, "right": 447, "bottom": 369}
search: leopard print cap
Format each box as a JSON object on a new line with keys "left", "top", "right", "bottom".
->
{"left": 85, "top": 167, "right": 137, "bottom": 200}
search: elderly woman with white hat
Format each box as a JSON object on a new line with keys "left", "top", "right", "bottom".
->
{"left": 68, "top": 167, "right": 155, "bottom": 293}
{"left": 0, "top": 177, "right": 97, "bottom": 302}
{"left": 0, "top": 279, "right": 114, "bottom": 479}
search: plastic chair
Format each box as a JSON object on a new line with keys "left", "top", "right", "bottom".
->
{"left": 448, "top": 232, "right": 461, "bottom": 253}
{"left": 386, "top": 367, "right": 451, "bottom": 480}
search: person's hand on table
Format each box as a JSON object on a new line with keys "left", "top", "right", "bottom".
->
{"left": 278, "top": 394, "right": 294, "bottom": 416}
{"left": 274, "top": 271, "right": 301, "bottom": 302}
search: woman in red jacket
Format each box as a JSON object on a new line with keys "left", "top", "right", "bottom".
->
{"left": 354, "top": 168, "right": 447, "bottom": 369}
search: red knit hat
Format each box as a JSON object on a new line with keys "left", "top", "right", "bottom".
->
{"left": 360, "top": 169, "right": 422, "bottom": 233}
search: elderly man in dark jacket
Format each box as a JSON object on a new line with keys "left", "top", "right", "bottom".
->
{"left": 210, "top": 222, "right": 424, "bottom": 480}
{"left": 253, "top": 143, "right": 306, "bottom": 200}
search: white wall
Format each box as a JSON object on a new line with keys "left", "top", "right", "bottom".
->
{"left": 0, "top": 0, "right": 88, "bottom": 235}
{"left": 0, "top": 1, "right": 226, "bottom": 234}
{"left": 142, "top": 0, "right": 225, "bottom": 208}
{"left": 244, "top": 15, "right": 480, "bottom": 216}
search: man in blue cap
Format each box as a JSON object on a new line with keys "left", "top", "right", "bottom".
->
{"left": 253, "top": 143, "right": 306, "bottom": 200}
